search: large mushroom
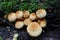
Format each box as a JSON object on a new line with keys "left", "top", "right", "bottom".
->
{"left": 27, "top": 22, "right": 42, "bottom": 37}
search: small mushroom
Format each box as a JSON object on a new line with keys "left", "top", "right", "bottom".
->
{"left": 15, "top": 21, "right": 24, "bottom": 29}
{"left": 16, "top": 10, "right": 23, "bottom": 19}
{"left": 36, "top": 9, "right": 47, "bottom": 18}
{"left": 8, "top": 13, "right": 16, "bottom": 22}
{"left": 29, "top": 13, "right": 37, "bottom": 20}
{"left": 23, "top": 10, "right": 30, "bottom": 18}
{"left": 24, "top": 18, "right": 32, "bottom": 26}
{"left": 40, "top": 19, "right": 47, "bottom": 28}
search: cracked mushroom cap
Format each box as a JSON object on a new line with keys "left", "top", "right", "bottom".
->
{"left": 27, "top": 22, "right": 42, "bottom": 37}
{"left": 36, "top": 9, "right": 47, "bottom": 18}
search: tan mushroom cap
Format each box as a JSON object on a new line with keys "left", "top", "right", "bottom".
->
{"left": 27, "top": 22, "right": 42, "bottom": 37}
{"left": 40, "top": 19, "right": 47, "bottom": 28}
{"left": 36, "top": 9, "right": 47, "bottom": 18}
{"left": 8, "top": 13, "right": 16, "bottom": 22}
{"left": 24, "top": 18, "right": 32, "bottom": 26}
{"left": 29, "top": 13, "right": 37, "bottom": 20}
{"left": 23, "top": 10, "right": 30, "bottom": 18}
{"left": 16, "top": 10, "right": 23, "bottom": 19}
{"left": 15, "top": 21, "right": 24, "bottom": 29}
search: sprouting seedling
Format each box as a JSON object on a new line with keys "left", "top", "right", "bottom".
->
{"left": 13, "top": 33, "right": 18, "bottom": 40}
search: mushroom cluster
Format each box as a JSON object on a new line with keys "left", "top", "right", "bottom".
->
{"left": 7, "top": 9, "right": 47, "bottom": 37}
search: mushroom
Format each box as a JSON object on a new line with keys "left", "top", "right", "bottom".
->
{"left": 16, "top": 10, "right": 23, "bottom": 19}
{"left": 15, "top": 21, "right": 24, "bottom": 29}
{"left": 24, "top": 18, "right": 32, "bottom": 26}
{"left": 8, "top": 13, "right": 16, "bottom": 22}
{"left": 36, "top": 9, "right": 47, "bottom": 18}
{"left": 23, "top": 10, "right": 30, "bottom": 18}
{"left": 29, "top": 13, "right": 37, "bottom": 20}
{"left": 40, "top": 19, "right": 47, "bottom": 28}
{"left": 27, "top": 22, "right": 42, "bottom": 37}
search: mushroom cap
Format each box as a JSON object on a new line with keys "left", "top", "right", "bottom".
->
{"left": 29, "top": 13, "right": 37, "bottom": 20}
{"left": 36, "top": 9, "right": 47, "bottom": 18}
{"left": 24, "top": 18, "right": 32, "bottom": 25}
{"left": 15, "top": 21, "right": 24, "bottom": 29}
{"left": 40, "top": 19, "right": 47, "bottom": 28}
{"left": 8, "top": 13, "right": 16, "bottom": 22}
{"left": 23, "top": 10, "right": 30, "bottom": 18}
{"left": 27, "top": 22, "right": 42, "bottom": 37}
{"left": 16, "top": 10, "right": 23, "bottom": 19}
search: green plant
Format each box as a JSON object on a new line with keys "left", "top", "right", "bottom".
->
{"left": 0, "top": 0, "right": 56, "bottom": 14}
